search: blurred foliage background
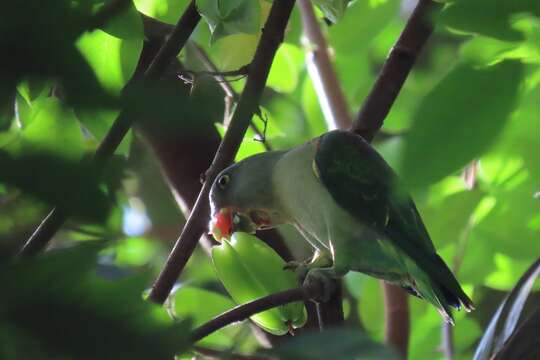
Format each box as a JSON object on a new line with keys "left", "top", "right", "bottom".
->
{"left": 0, "top": 0, "right": 539, "bottom": 359}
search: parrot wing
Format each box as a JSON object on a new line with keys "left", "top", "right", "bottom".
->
{"left": 314, "top": 130, "right": 474, "bottom": 312}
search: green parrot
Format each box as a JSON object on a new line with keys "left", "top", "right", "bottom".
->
{"left": 208, "top": 129, "right": 474, "bottom": 324}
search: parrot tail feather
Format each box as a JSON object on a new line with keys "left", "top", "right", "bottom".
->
{"left": 432, "top": 254, "right": 476, "bottom": 312}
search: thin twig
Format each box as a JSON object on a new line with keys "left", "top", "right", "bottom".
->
{"left": 177, "top": 64, "right": 250, "bottom": 79}
{"left": 19, "top": 1, "right": 201, "bottom": 256}
{"left": 147, "top": 0, "right": 296, "bottom": 304}
{"left": 189, "top": 42, "right": 271, "bottom": 151}
{"left": 191, "top": 286, "right": 312, "bottom": 342}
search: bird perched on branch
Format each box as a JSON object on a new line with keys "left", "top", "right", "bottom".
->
{"left": 208, "top": 129, "right": 474, "bottom": 324}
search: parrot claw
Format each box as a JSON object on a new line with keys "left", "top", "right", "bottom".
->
{"left": 283, "top": 260, "right": 310, "bottom": 282}
{"left": 284, "top": 251, "right": 335, "bottom": 284}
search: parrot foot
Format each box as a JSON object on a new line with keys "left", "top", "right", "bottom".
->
{"left": 283, "top": 260, "right": 310, "bottom": 282}
{"left": 283, "top": 250, "right": 334, "bottom": 283}
{"left": 303, "top": 267, "right": 340, "bottom": 303}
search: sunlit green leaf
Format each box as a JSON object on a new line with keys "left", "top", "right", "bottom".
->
{"left": 420, "top": 189, "right": 484, "bottom": 248}
{"left": 77, "top": 30, "right": 142, "bottom": 95}
{"left": 134, "top": 0, "right": 191, "bottom": 24}
{"left": 328, "top": 0, "right": 400, "bottom": 55}
{"left": 401, "top": 60, "right": 524, "bottom": 188}
{"left": 114, "top": 236, "right": 159, "bottom": 266}
{"left": 267, "top": 43, "right": 304, "bottom": 93}
{"left": 17, "top": 98, "right": 85, "bottom": 160}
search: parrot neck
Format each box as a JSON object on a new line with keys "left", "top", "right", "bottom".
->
{"left": 272, "top": 141, "right": 331, "bottom": 251}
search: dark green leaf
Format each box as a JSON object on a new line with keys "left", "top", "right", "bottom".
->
{"left": 0, "top": 151, "right": 111, "bottom": 221}
{"left": 0, "top": 243, "right": 191, "bottom": 359}
{"left": 267, "top": 328, "right": 399, "bottom": 360}
{"left": 0, "top": 1, "right": 117, "bottom": 109}
{"left": 99, "top": 0, "right": 144, "bottom": 40}
{"left": 172, "top": 286, "right": 240, "bottom": 348}
{"left": 401, "top": 60, "right": 524, "bottom": 188}
{"left": 473, "top": 258, "right": 540, "bottom": 360}
{"left": 440, "top": 0, "right": 540, "bottom": 41}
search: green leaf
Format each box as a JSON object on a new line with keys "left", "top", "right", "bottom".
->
{"left": 420, "top": 189, "right": 484, "bottom": 248}
{"left": 401, "top": 60, "right": 524, "bottom": 188}
{"left": 134, "top": 0, "right": 191, "bottom": 24}
{"left": 267, "top": 328, "right": 399, "bottom": 360}
{"left": 311, "top": 0, "right": 353, "bottom": 24}
{"left": 473, "top": 258, "right": 540, "bottom": 360}
{"left": 440, "top": 0, "right": 540, "bottom": 42}
{"left": 113, "top": 237, "right": 159, "bottom": 266}
{"left": 98, "top": 0, "right": 145, "bottom": 40}
{"left": 196, "top": 0, "right": 261, "bottom": 44}
{"left": 459, "top": 17, "right": 540, "bottom": 66}
{"left": 0, "top": 1, "right": 117, "bottom": 109}
{"left": 76, "top": 108, "right": 133, "bottom": 156}
{"left": 77, "top": 29, "right": 143, "bottom": 95}
{"left": 0, "top": 243, "right": 191, "bottom": 359}
{"left": 328, "top": 0, "right": 400, "bottom": 55}
{"left": 267, "top": 43, "right": 304, "bottom": 93}
{"left": 17, "top": 98, "right": 85, "bottom": 160}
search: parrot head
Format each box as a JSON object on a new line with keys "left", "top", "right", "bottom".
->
{"left": 208, "top": 151, "right": 288, "bottom": 241}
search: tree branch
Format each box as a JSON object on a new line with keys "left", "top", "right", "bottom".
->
{"left": 188, "top": 42, "right": 271, "bottom": 151}
{"left": 191, "top": 286, "right": 314, "bottom": 343}
{"left": 19, "top": 1, "right": 201, "bottom": 256}
{"left": 298, "top": 0, "right": 352, "bottom": 129}
{"left": 382, "top": 282, "right": 410, "bottom": 357}
{"left": 147, "top": 0, "right": 297, "bottom": 305}
{"left": 352, "top": 0, "right": 442, "bottom": 142}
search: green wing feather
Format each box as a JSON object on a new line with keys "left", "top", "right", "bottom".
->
{"left": 314, "top": 130, "right": 474, "bottom": 312}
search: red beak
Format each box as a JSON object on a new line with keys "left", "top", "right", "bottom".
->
{"left": 210, "top": 208, "right": 233, "bottom": 241}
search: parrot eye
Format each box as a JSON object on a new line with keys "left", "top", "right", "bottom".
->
{"left": 217, "top": 174, "right": 230, "bottom": 190}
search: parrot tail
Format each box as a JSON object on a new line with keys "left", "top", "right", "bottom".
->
{"left": 431, "top": 254, "right": 476, "bottom": 313}
{"left": 404, "top": 255, "right": 475, "bottom": 325}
